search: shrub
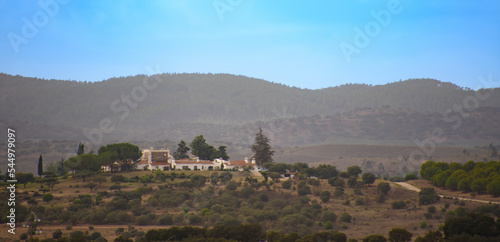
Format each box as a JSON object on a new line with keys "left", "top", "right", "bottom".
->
{"left": 455, "top": 206, "right": 466, "bottom": 217}
{"left": 329, "top": 177, "right": 345, "bottom": 187}
{"left": 115, "top": 227, "right": 125, "bottom": 235}
{"left": 391, "top": 201, "right": 407, "bottom": 209}
{"left": 486, "top": 180, "right": 500, "bottom": 196}
{"left": 321, "top": 211, "right": 337, "bottom": 222}
{"left": 445, "top": 210, "right": 456, "bottom": 219}
{"left": 362, "top": 234, "right": 386, "bottom": 242}
{"left": 188, "top": 214, "right": 203, "bottom": 225}
{"left": 419, "top": 188, "right": 440, "bottom": 205}
{"left": 158, "top": 214, "right": 173, "bottom": 225}
{"left": 347, "top": 176, "right": 358, "bottom": 188}
{"left": 339, "top": 171, "right": 350, "bottom": 178}
{"left": 324, "top": 221, "right": 333, "bottom": 230}
{"left": 404, "top": 173, "right": 418, "bottom": 181}
{"left": 308, "top": 178, "right": 320, "bottom": 187}
{"left": 91, "top": 232, "right": 102, "bottom": 240}
{"left": 320, "top": 191, "right": 331, "bottom": 203}
{"left": 191, "top": 175, "right": 208, "bottom": 187}
{"left": 420, "top": 221, "right": 427, "bottom": 229}
{"left": 70, "top": 231, "right": 86, "bottom": 240}
{"left": 52, "top": 229, "right": 63, "bottom": 239}
{"left": 334, "top": 187, "right": 344, "bottom": 197}
{"left": 297, "top": 180, "right": 307, "bottom": 189}
{"left": 339, "top": 212, "right": 352, "bottom": 223}
{"left": 111, "top": 175, "right": 126, "bottom": 183}
{"left": 240, "top": 186, "right": 255, "bottom": 198}
{"left": 377, "top": 182, "right": 391, "bottom": 195}
{"left": 297, "top": 185, "right": 311, "bottom": 196}
{"left": 281, "top": 179, "right": 292, "bottom": 189}
{"left": 173, "top": 214, "right": 185, "bottom": 225}
{"left": 107, "top": 211, "right": 133, "bottom": 224}
{"left": 389, "top": 176, "right": 404, "bottom": 182}
{"left": 388, "top": 228, "right": 412, "bottom": 242}
{"left": 42, "top": 193, "right": 54, "bottom": 203}
{"left": 20, "top": 233, "right": 28, "bottom": 240}
{"left": 362, "top": 172, "right": 376, "bottom": 185}
{"left": 136, "top": 215, "right": 151, "bottom": 225}
{"left": 258, "top": 193, "right": 269, "bottom": 202}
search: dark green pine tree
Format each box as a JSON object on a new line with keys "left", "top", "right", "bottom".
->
{"left": 77, "top": 142, "right": 85, "bottom": 155}
{"left": 190, "top": 135, "right": 215, "bottom": 160}
{"left": 173, "top": 140, "right": 190, "bottom": 160}
{"left": 217, "top": 145, "right": 229, "bottom": 160}
{"left": 38, "top": 155, "right": 43, "bottom": 177}
{"left": 251, "top": 128, "right": 274, "bottom": 166}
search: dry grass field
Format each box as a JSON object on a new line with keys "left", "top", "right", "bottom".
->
{"left": 2, "top": 168, "right": 496, "bottom": 241}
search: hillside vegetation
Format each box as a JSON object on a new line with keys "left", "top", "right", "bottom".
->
{"left": 1, "top": 73, "right": 500, "bottom": 146}
{"left": 420, "top": 158, "right": 500, "bottom": 197}
{"left": 2, "top": 165, "right": 500, "bottom": 241}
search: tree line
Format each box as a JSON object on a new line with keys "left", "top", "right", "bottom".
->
{"left": 173, "top": 135, "right": 229, "bottom": 161}
{"left": 420, "top": 160, "right": 500, "bottom": 196}
{"left": 173, "top": 128, "right": 274, "bottom": 167}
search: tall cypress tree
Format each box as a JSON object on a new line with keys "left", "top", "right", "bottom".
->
{"left": 38, "top": 155, "right": 43, "bottom": 177}
{"left": 77, "top": 142, "right": 84, "bottom": 155}
{"left": 251, "top": 128, "right": 274, "bottom": 166}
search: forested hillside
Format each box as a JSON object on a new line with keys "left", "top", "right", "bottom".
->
{"left": 1, "top": 73, "right": 499, "bottom": 145}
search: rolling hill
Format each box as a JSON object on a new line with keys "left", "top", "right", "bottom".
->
{"left": 1, "top": 73, "right": 499, "bottom": 146}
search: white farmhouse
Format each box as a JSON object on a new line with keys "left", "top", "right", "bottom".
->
{"left": 137, "top": 147, "right": 174, "bottom": 170}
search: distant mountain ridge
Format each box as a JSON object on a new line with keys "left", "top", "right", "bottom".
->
{"left": 1, "top": 73, "right": 499, "bottom": 146}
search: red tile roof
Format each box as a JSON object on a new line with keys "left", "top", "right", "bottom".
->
{"left": 175, "top": 160, "right": 214, "bottom": 164}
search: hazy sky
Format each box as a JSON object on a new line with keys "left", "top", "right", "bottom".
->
{"left": 1, "top": 0, "right": 499, "bottom": 89}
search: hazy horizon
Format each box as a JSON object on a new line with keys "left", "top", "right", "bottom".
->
{"left": 0, "top": 71, "right": 494, "bottom": 91}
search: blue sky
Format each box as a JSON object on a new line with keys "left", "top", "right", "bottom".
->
{"left": 1, "top": 0, "right": 499, "bottom": 90}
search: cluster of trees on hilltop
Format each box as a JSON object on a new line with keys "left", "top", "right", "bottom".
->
{"left": 174, "top": 135, "right": 229, "bottom": 161}
{"left": 11, "top": 143, "right": 142, "bottom": 188}
{"left": 173, "top": 129, "right": 273, "bottom": 164}
{"left": 64, "top": 143, "right": 142, "bottom": 180}
{"left": 420, "top": 160, "right": 500, "bottom": 196}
